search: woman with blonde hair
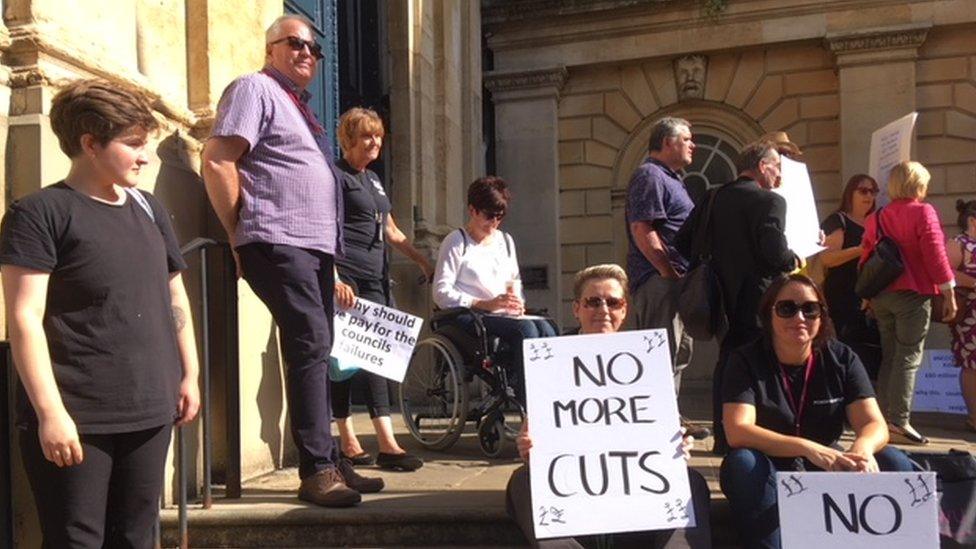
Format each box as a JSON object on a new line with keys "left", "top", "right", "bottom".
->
{"left": 331, "top": 107, "right": 432, "bottom": 472}
{"left": 860, "top": 160, "right": 956, "bottom": 444}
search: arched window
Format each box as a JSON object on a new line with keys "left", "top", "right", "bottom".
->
{"left": 682, "top": 133, "right": 739, "bottom": 205}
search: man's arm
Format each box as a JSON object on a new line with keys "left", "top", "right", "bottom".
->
{"left": 629, "top": 220, "right": 679, "bottom": 278}
{"left": 756, "top": 193, "right": 798, "bottom": 273}
{"left": 201, "top": 136, "right": 249, "bottom": 243}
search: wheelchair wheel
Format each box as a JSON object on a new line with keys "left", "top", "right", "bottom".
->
{"left": 478, "top": 410, "right": 506, "bottom": 458}
{"left": 399, "top": 334, "right": 469, "bottom": 450}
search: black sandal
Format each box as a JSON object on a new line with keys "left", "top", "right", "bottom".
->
{"left": 341, "top": 451, "right": 374, "bottom": 466}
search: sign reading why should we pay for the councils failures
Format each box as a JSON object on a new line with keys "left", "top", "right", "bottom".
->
{"left": 524, "top": 329, "right": 695, "bottom": 539}
{"left": 332, "top": 298, "right": 423, "bottom": 382}
{"left": 777, "top": 472, "right": 939, "bottom": 549}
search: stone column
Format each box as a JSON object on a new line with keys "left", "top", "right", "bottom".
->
{"left": 485, "top": 67, "right": 567, "bottom": 321}
{"left": 826, "top": 24, "right": 929, "bottom": 182}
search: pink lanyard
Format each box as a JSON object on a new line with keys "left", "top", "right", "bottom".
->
{"left": 778, "top": 353, "right": 816, "bottom": 435}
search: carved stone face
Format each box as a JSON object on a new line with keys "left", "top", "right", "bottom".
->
{"left": 675, "top": 55, "right": 707, "bottom": 100}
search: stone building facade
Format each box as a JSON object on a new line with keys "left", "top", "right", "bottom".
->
{"left": 483, "top": 0, "right": 976, "bottom": 366}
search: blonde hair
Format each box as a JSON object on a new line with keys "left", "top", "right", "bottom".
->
{"left": 337, "top": 107, "right": 385, "bottom": 155}
{"left": 887, "top": 161, "right": 930, "bottom": 200}
{"left": 573, "top": 264, "right": 628, "bottom": 300}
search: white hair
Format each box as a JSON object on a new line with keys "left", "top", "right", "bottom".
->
{"left": 265, "top": 14, "right": 314, "bottom": 44}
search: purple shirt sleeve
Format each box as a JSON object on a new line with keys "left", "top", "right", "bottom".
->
{"left": 626, "top": 166, "right": 667, "bottom": 226}
{"left": 211, "top": 76, "right": 267, "bottom": 150}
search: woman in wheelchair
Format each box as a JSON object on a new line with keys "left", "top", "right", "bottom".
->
{"left": 505, "top": 264, "right": 712, "bottom": 548}
{"left": 431, "top": 176, "right": 558, "bottom": 403}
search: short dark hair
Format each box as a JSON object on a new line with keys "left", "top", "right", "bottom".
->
{"left": 50, "top": 79, "right": 158, "bottom": 158}
{"left": 467, "top": 176, "right": 510, "bottom": 213}
{"left": 647, "top": 117, "right": 691, "bottom": 152}
{"left": 735, "top": 140, "right": 778, "bottom": 174}
{"left": 957, "top": 199, "right": 976, "bottom": 231}
{"left": 758, "top": 273, "right": 835, "bottom": 350}
{"left": 836, "top": 173, "right": 878, "bottom": 216}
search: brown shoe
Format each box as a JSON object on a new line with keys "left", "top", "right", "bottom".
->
{"left": 338, "top": 457, "right": 385, "bottom": 494}
{"left": 298, "top": 467, "right": 361, "bottom": 507}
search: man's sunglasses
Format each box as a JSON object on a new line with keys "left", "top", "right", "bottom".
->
{"left": 579, "top": 296, "right": 626, "bottom": 311}
{"left": 480, "top": 209, "right": 506, "bottom": 221}
{"left": 855, "top": 187, "right": 879, "bottom": 196}
{"left": 773, "top": 300, "right": 823, "bottom": 319}
{"left": 269, "top": 36, "right": 324, "bottom": 60}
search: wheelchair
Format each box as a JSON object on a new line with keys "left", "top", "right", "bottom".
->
{"left": 398, "top": 307, "right": 557, "bottom": 457}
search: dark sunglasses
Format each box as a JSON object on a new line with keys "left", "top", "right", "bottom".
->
{"left": 269, "top": 36, "right": 324, "bottom": 60}
{"left": 855, "top": 187, "right": 879, "bottom": 196}
{"left": 480, "top": 209, "right": 506, "bottom": 221}
{"left": 579, "top": 296, "right": 626, "bottom": 311}
{"left": 773, "top": 300, "right": 823, "bottom": 319}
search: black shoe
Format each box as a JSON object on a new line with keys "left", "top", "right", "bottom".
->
{"left": 681, "top": 418, "right": 711, "bottom": 440}
{"left": 337, "top": 458, "right": 385, "bottom": 493}
{"left": 341, "top": 451, "right": 374, "bottom": 466}
{"left": 888, "top": 423, "right": 929, "bottom": 445}
{"left": 376, "top": 452, "right": 424, "bottom": 472}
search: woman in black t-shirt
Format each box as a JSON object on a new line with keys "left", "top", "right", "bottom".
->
{"left": 330, "top": 108, "right": 432, "bottom": 472}
{"left": 0, "top": 80, "right": 199, "bottom": 548}
{"left": 819, "top": 174, "right": 881, "bottom": 379}
{"left": 719, "top": 274, "right": 912, "bottom": 549}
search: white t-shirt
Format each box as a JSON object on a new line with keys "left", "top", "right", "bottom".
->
{"left": 432, "top": 228, "right": 522, "bottom": 313}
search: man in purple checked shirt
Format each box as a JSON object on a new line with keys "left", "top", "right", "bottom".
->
{"left": 202, "top": 14, "right": 382, "bottom": 508}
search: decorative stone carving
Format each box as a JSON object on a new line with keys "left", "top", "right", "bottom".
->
{"left": 674, "top": 54, "right": 707, "bottom": 101}
{"left": 825, "top": 24, "right": 929, "bottom": 54}
{"left": 484, "top": 66, "right": 568, "bottom": 99}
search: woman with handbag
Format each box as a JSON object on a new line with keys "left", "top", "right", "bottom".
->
{"left": 947, "top": 199, "right": 976, "bottom": 432}
{"left": 819, "top": 174, "right": 882, "bottom": 379}
{"left": 859, "top": 161, "right": 957, "bottom": 445}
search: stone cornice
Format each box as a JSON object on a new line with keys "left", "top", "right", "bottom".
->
{"left": 825, "top": 23, "right": 930, "bottom": 54}
{"left": 5, "top": 23, "right": 197, "bottom": 127}
{"left": 484, "top": 67, "right": 568, "bottom": 98}
{"left": 483, "top": 0, "right": 666, "bottom": 25}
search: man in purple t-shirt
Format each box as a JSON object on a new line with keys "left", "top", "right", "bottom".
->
{"left": 625, "top": 116, "right": 709, "bottom": 439}
{"left": 202, "top": 14, "right": 381, "bottom": 507}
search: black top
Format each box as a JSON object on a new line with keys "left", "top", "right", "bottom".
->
{"left": 820, "top": 212, "right": 865, "bottom": 328}
{"left": 721, "top": 337, "right": 875, "bottom": 447}
{"left": 0, "top": 183, "right": 187, "bottom": 434}
{"left": 675, "top": 177, "right": 796, "bottom": 347}
{"left": 335, "top": 159, "right": 392, "bottom": 281}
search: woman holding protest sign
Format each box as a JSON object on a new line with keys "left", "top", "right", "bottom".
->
{"left": 720, "top": 273, "right": 914, "bottom": 549}
{"left": 505, "top": 264, "right": 711, "bottom": 548}
{"left": 331, "top": 107, "right": 431, "bottom": 472}
{"left": 0, "top": 79, "right": 199, "bottom": 547}
{"left": 432, "top": 176, "right": 558, "bottom": 404}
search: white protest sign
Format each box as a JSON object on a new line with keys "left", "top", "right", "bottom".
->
{"left": 524, "top": 329, "right": 695, "bottom": 539}
{"left": 777, "top": 472, "right": 939, "bottom": 548}
{"left": 332, "top": 298, "right": 423, "bottom": 382}
{"left": 869, "top": 112, "right": 917, "bottom": 206}
{"left": 912, "top": 349, "right": 967, "bottom": 414}
{"left": 774, "top": 157, "right": 825, "bottom": 259}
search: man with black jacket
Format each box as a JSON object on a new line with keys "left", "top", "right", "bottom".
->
{"left": 675, "top": 140, "right": 799, "bottom": 452}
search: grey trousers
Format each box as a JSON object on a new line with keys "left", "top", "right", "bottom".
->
{"left": 633, "top": 275, "right": 694, "bottom": 396}
{"left": 871, "top": 289, "right": 931, "bottom": 425}
{"left": 505, "top": 465, "right": 713, "bottom": 548}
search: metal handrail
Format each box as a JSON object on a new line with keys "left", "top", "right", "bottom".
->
{"left": 1, "top": 343, "right": 13, "bottom": 549}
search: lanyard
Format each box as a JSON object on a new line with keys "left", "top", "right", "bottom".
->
{"left": 778, "top": 353, "right": 816, "bottom": 435}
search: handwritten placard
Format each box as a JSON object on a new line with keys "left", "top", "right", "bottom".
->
{"left": 332, "top": 298, "right": 423, "bottom": 382}
{"left": 868, "top": 112, "right": 917, "bottom": 206}
{"left": 777, "top": 472, "right": 939, "bottom": 548}
{"left": 912, "top": 349, "right": 967, "bottom": 414}
{"left": 774, "top": 157, "right": 825, "bottom": 259}
{"left": 524, "top": 330, "right": 695, "bottom": 539}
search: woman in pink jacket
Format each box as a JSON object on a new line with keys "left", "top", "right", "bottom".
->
{"left": 860, "top": 161, "right": 957, "bottom": 445}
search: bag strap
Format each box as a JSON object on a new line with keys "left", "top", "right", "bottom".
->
{"left": 874, "top": 206, "right": 887, "bottom": 240}
{"left": 457, "top": 227, "right": 512, "bottom": 258}
{"left": 125, "top": 187, "right": 155, "bottom": 223}
{"left": 458, "top": 228, "right": 469, "bottom": 255}
{"left": 690, "top": 187, "right": 721, "bottom": 260}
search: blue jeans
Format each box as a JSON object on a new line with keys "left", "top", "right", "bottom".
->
{"left": 719, "top": 445, "right": 914, "bottom": 549}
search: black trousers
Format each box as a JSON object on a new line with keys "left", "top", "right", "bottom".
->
{"left": 20, "top": 424, "right": 171, "bottom": 549}
{"left": 238, "top": 243, "right": 339, "bottom": 479}
{"left": 331, "top": 274, "right": 393, "bottom": 419}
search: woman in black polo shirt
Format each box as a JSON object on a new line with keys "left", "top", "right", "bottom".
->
{"left": 719, "top": 273, "right": 913, "bottom": 549}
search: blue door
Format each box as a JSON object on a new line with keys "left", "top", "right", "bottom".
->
{"left": 284, "top": 0, "right": 339, "bottom": 143}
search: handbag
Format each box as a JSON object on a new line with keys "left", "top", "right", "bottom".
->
{"left": 905, "top": 449, "right": 976, "bottom": 547}
{"left": 678, "top": 188, "right": 728, "bottom": 341}
{"left": 854, "top": 206, "right": 904, "bottom": 299}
